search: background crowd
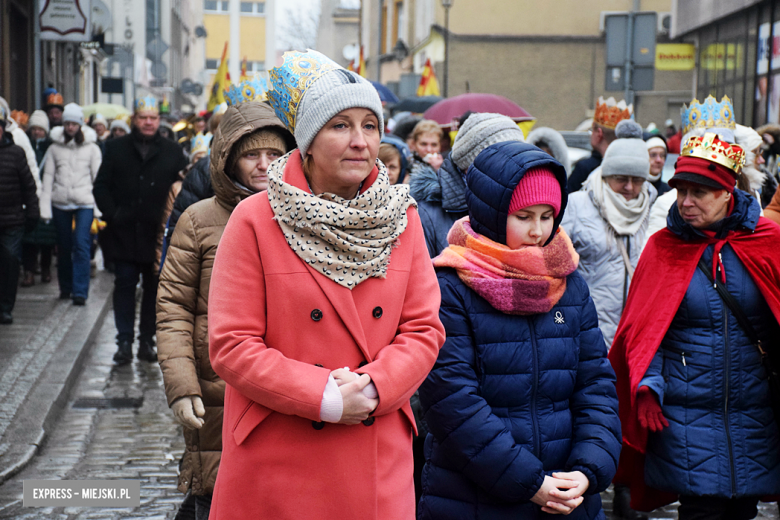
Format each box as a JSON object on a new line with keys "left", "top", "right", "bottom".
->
{"left": 1, "top": 48, "right": 779, "bottom": 520}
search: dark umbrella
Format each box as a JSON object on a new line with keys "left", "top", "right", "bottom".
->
{"left": 424, "top": 93, "right": 534, "bottom": 129}
{"left": 392, "top": 96, "right": 443, "bottom": 115}
{"left": 370, "top": 81, "right": 400, "bottom": 104}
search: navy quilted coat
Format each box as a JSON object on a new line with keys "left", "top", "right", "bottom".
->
{"left": 640, "top": 189, "right": 780, "bottom": 497}
{"left": 418, "top": 142, "right": 622, "bottom": 520}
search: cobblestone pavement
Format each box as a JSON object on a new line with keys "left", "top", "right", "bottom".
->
{"left": 0, "top": 306, "right": 778, "bottom": 519}
{"left": 0, "top": 307, "right": 186, "bottom": 519}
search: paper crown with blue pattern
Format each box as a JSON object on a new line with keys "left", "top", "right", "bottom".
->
{"left": 213, "top": 102, "right": 228, "bottom": 115}
{"left": 190, "top": 132, "right": 212, "bottom": 157}
{"left": 134, "top": 95, "right": 159, "bottom": 113}
{"left": 224, "top": 75, "right": 269, "bottom": 106}
{"left": 268, "top": 50, "right": 342, "bottom": 133}
{"left": 681, "top": 95, "right": 735, "bottom": 136}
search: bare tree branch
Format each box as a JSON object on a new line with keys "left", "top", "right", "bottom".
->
{"left": 278, "top": 2, "right": 321, "bottom": 51}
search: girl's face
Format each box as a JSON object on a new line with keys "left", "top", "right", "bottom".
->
{"left": 506, "top": 204, "right": 555, "bottom": 249}
{"left": 306, "top": 108, "right": 380, "bottom": 199}
{"left": 64, "top": 121, "right": 80, "bottom": 137}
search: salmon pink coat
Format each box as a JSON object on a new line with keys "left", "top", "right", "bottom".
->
{"left": 207, "top": 154, "right": 445, "bottom": 520}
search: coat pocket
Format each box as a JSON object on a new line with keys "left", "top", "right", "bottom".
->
{"left": 232, "top": 400, "right": 273, "bottom": 446}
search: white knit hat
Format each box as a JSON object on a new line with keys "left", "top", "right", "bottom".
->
{"left": 602, "top": 119, "right": 650, "bottom": 179}
{"left": 92, "top": 113, "right": 108, "bottom": 128}
{"left": 109, "top": 119, "right": 130, "bottom": 134}
{"left": 62, "top": 103, "right": 84, "bottom": 125}
{"left": 451, "top": 113, "right": 525, "bottom": 172}
{"left": 28, "top": 110, "right": 50, "bottom": 133}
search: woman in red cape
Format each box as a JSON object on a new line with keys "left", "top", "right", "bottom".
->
{"left": 608, "top": 132, "right": 780, "bottom": 520}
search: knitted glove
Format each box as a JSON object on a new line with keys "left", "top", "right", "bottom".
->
{"left": 636, "top": 387, "right": 668, "bottom": 432}
{"left": 171, "top": 396, "right": 205, "bottom": 430}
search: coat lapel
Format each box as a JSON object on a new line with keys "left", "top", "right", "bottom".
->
{"left": 304, "top": 263, "right": 372, "bottom": 362}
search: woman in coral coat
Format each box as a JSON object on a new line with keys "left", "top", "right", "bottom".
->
{"left": 207, "top": 50, "right": 445, "bottom": 520}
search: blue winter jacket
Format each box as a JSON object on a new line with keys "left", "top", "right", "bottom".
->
{"left": 640, "top": 189, "right": 780, "bottom": 498}
{"left": 418, "top": 142, "right": 622, "bottom": 520}
{"left": 410, "top": 155, "right": 469, "bottom": 258}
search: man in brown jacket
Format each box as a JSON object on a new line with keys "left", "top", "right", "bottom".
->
{"left": 156, "top": 100, "right": 294, "bottom": 519}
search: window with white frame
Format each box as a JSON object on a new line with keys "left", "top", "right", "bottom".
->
{"left": 205, "top": 0, "right": 230, "bottom": 13}
{"left": 240, "top": 2, "right": 265, "bottom": 15}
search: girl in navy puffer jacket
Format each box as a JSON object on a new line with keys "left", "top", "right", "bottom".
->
{"left": 418, "top": 141, "right": 621, "bottom": 520}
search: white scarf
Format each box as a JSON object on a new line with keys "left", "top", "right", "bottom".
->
{"left": 586, "top": 166, "right": 655, "bottom": 237}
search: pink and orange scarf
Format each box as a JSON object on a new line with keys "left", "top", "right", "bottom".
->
{"left": 432, "top": 217, "right": 579, "bottom": 315}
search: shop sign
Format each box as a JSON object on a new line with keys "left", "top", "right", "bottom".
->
{"left": 655, "top": 44, "right": 695, "bottom": 70}
{"left": 701, "top": 43, "right": 742, "bottom": 71}
{"left": 40, "top": 0, "right": 91, "bottom": 42}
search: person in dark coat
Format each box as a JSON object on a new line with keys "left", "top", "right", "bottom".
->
{"left": 0, "top": 107, "right": 39, "bottom": 324}
{"left": 93, "top": 96, "right": 188, "bottom": 364}
{"left": 166, "top": 156, "right": 214, "bottom": 239}
{"left": 568, "top": 96, "right": 632, "bottom": 193}
{"left": 419, "top": 140, "right": 621, "bottom": 519}
{"left": 410, "top": 113, "right": 525, "bottom": 258}
{"left": 609, "top": 132, "right": 780, "bottom": 520}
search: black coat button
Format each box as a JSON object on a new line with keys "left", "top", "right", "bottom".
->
{"left": 362, "top": 417, "right": 375, "bottom": 426}
{"left": 311, "top": 309, "right": 323, "bottom": 321}
{"left": 372, "top": 306, "right": 383, "bottom": 318}
{"left": 312, "top": 421, "right": 325, "bottom": 430}
{"left": 358, "top": 361, "right": 368, "bottom": 368}
{"left": 314, "top": 363, "right": 323, "bottom": 368}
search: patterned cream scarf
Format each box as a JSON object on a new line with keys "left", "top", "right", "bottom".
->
{"left": 267, "top": 151, "right": 417, "bottom": 289}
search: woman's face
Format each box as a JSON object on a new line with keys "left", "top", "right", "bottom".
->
{"left": 413, "top": 132, "right": 441, "bottom": 156}
{"left": 648, "top": 146, "right": 666, "bottom": 176}
{"left": 306, "top": 108, "right": 380, "bottom": 198}
{"left": 93, "top": 122, "right": 106, "bottom": 135}
{"left": 605, "top": 175, "right": 645, "bottom": 201}
{"left": 384, "top": 156, "right": 401, "bottom": 184}
{"left": 752, "top": 146, "right": 765, "bottom": 168}
{"left": 112, "top": 128, "right": 127, "bottom": 138}
{"left": 64, "top": 121, "right": 80, "bottom": 137}
{"left": 236, "top": 148, "right": 283, "bottom": 192}
{"left": 675, "top": 180, "right": 731, "bottom": 229}
{"left": 29, "top": 127, "right": 46, "bottom": 140}
{"left": 506, "top": 204, "right": 555, "bottom": 249}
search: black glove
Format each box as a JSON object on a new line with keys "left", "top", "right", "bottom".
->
{"left": 24, "top": 217, "right": 38, "bottom": 233}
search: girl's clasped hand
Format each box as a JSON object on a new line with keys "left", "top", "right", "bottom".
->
{"left": 531, "top": 472, "right": 590, "bottom": 515}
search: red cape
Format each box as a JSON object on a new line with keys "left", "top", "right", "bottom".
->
{"left": 608, "top": 216, "right": 780, "bottom": 511}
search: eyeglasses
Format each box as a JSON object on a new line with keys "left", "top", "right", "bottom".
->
{"left": 610, "top": 176, "right": 645, "bottom": 186}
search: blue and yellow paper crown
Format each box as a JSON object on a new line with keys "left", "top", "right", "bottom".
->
{"left": 268, "top": 50, "right": 342, "bottom": 133}
{"left": 134, "top": 95, "right": 159, "bottom": 113}
{"left": 190, "top": 133, "right": 213, "bottom": 157}
{"left": 213, "top": 102, "right": 228, "bottom": 115}
{"left": 224, "top": 75, "right": 269, "bottom": 106}
{"left": 681, "top": 95, "right": 735, "bottom": 136}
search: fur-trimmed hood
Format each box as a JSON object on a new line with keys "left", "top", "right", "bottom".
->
{"left": 50, "top": 124, "right": 98, "bottom": 146}
{"left": 734, "top": 124, "right": 766, "bottom": 192}
{"left": 526, "top": 127, "right": 571, "bottom": 175}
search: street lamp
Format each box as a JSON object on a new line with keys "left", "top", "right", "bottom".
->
{"left": 442, "top": 0, "right": 453, "bottom": 97}
{"left": 393, "top": 39, "right": 409, "bottom": 64}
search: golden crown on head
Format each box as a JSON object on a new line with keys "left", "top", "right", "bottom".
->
{"left": 680, "top": 132, "right": 746, "bottom": 174}
{"left": 594, "top": 96, "right": 633, "bottom": 129}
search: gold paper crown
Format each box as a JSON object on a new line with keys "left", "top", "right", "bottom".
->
{"left": 680, "top": 132, "right": 746, "bottom": 174}
{"left": 681, "top": 95, "right": 735, "bottom": 136}
{"left": 594, "top": 96, "right": 633, "bottom": 129}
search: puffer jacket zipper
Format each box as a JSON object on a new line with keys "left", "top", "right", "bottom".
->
{"left": 529, "top": 318, "right": 541, "bottom": 458}
{"left": 622, "top": 237, "right": 631, "bottom": 310}
{"left": 720, "top": 263, "right": 737, "bottom": 497}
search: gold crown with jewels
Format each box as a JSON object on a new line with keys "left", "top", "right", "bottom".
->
{"left": 680, "top": 132, "right": 746, "bottom": 174}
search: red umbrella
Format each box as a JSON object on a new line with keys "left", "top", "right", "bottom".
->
{"left": 424, "top": 93, "right": 534, "bottom": 129}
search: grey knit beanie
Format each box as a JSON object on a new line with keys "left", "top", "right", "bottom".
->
{"left": 295, "top": 69, "right": 384, "bottom": 156}
{"left": 28, "top": 110, "right": 50, "bottom": 133}
{"left": 451, "top": 113, "right": 525, "bottom": 172}
{"left": 601, "top": 119, "right": 650, "bottom": 179}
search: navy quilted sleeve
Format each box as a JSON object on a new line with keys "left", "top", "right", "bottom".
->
{"left": 564, "top": 273, "right": 622, "bottom": 494}
{"left": 420, "top": 272, "right": 546, "bottom": 502}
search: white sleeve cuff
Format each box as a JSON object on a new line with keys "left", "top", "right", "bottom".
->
{"left": 320, "top": 374, "right": 343, "bottom": 423}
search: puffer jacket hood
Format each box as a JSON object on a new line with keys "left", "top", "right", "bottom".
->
{"left": 210, "top": 102, "right": 294, "bottom": 210}
{"left": 466, "top": 141, "right": 567, "bottom": 246}
{"left": 50, "top": 124, "right": 98, "bottom": 146}
{"left": 526, "top": 126, "right": 571, "bottom": 175}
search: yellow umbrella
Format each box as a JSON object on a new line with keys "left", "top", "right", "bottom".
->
{"left": 81, "top": 103, "right": 131, "bottom": 119}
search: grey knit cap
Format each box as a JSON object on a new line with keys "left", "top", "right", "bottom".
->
{"left": 295, "top": 69, "right": 384, "bottom": 156}
{"left": 28, "top": 110, "right": 50, "bottom": 133}
{"left": 601, "top": 119, "right": 650, "bottom": 179}
{"left": 451, "top": 113, "right": 525, "bottom": 172}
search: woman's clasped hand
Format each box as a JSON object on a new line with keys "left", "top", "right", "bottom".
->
{"left": 531, "top": 472, "right": 590, "bottom": 515}
{"left": 331, "top": 368, "right": 379, "bottom": 425}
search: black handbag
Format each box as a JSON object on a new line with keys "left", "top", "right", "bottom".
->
{"left": 697, "top": 257, "right": 780, "bottom": 429}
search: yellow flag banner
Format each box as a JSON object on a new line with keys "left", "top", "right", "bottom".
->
{"left": 208, "top": 42, "right": 230, "bottom": 112}
{"left": 655, "top": 43, "right": 696, "bottom": 71}
{"left": 417, "top": 58, "right": 441, "bottom": 97}
{"left": 358, "top": 46, "right": 367, "bottom": 78}
{"left": 240, "top": 56, "right": 250, "bottom": 82}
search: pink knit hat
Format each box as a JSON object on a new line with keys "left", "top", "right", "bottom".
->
{"left": 508, "top": 167, "right": 562, "bottom": 217}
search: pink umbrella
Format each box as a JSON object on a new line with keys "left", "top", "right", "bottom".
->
{"left": 424, "top": 93, "right": 534, "bottom": 129}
